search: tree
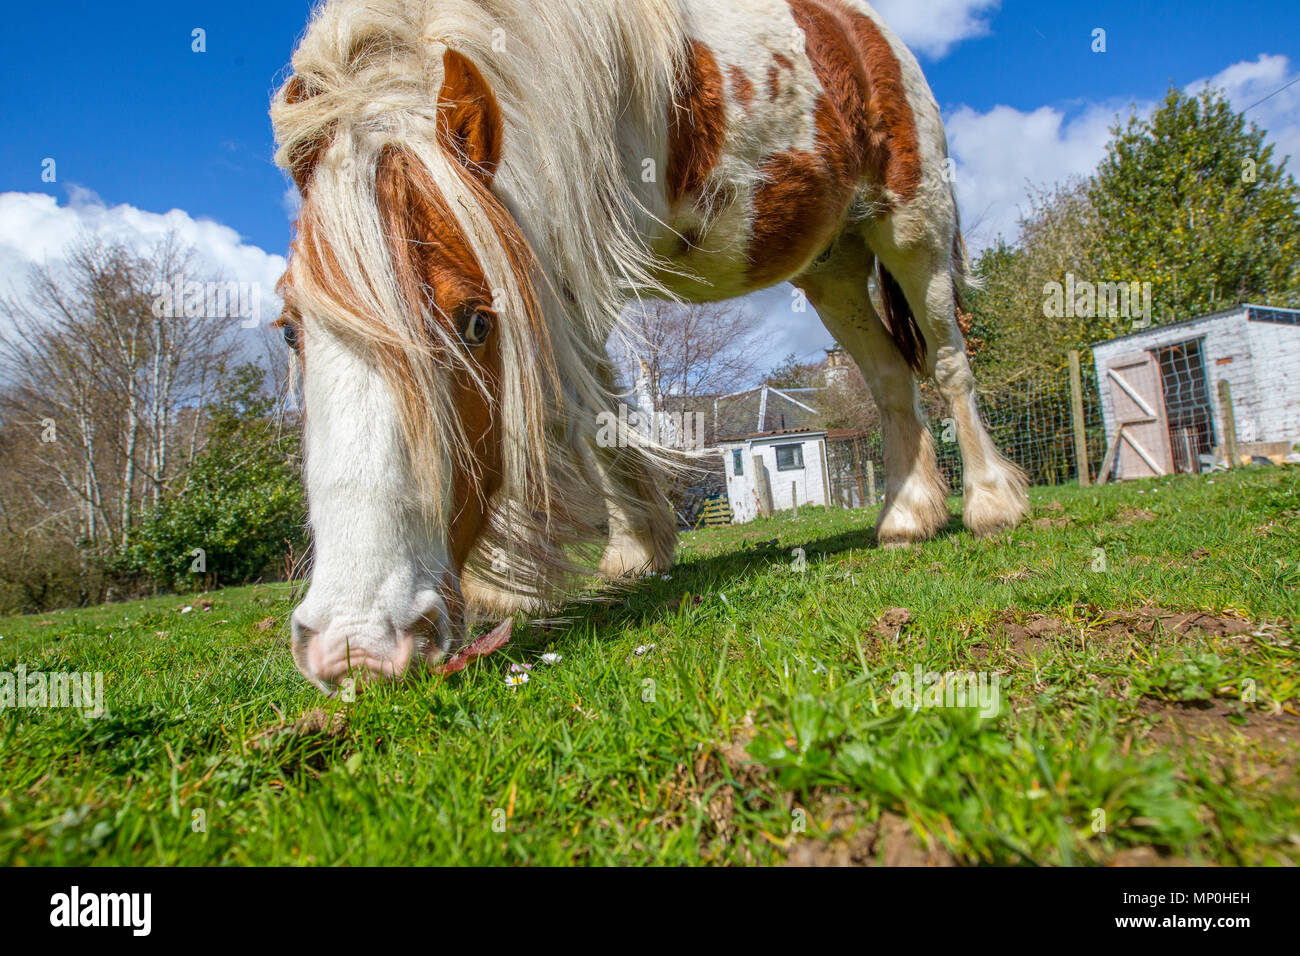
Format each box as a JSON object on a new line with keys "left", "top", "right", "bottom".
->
{"left": 0, "top": 233, "right": 239, "bottom": 549}
{"left": 763, "top": 352, "right": 824, "bottom": 389}
{"left": 1091, "top": 86, "right": 1300, "bottom": 319}
{"left": 110, "top": 365, "right": 306, "bottom": 591}
{"left": 614, "top": 299, "right": 762, "bottom": 407}
{"left": 966, "top": 180, "right": 1106, "bottom": 384}
{"left": 967, "top": 84, "right": 1300, "bottom": 384}
{"left": 0, "top": 231, "right": 246, "bottom": 608}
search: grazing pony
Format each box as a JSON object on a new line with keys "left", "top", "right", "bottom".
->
{"left": 272, "top": 0, "right": 1028, "bottom": 690}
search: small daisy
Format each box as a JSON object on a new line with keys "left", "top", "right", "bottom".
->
{"left": 539, "top": 652, "right": 562, "bottom": 665}
{"left": 510, "top": 662, "right": 532, "bottom": 672}
{"left": 181, "top": 606, "right": 193, "bottom": 614}
{"left": 504, "top": 672, "right": 530, "bottom": 687}
{"left": 634, "top": 643, "right": 656, "bottom": 656}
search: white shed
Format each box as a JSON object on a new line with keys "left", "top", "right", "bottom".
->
{"left": 718, "top": 428, "right": 830, "bottom": 523}
{"left": 1090, "top": 304, "right": 1300, "bottom": 479}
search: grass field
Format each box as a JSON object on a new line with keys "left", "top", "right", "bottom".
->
{"left": 2, "top": 466, "right": 1298, "bottom": 865}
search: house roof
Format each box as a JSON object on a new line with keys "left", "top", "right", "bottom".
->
{"left": 717, "top": 425, "right": 828, "bottom": 444}
{"left": 1088, "top": 303, "right": 1300, "bottom": 349}
{"left": 826, "top": 427, "right": 871, "bottom": 441}
{"left": 713, "top": 385, "right": 822, "bottom": 440}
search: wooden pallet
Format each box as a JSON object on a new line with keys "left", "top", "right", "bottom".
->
{"left": 694, "top": 495, "right": 733, "bottom": 529}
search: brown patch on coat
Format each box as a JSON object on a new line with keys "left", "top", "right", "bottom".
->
{"left": 748, "top": 146, "right": 854, "bottom": 286}
{"left": 786, "top": 0, "right": 922, "bottom": 203}
{"left": 667, "top": 41, "right": 728, "bottom": 204}
{"left": 748, "top": 0, "right": 929, "bottom": 285}
{"left": 372, "top": 147, "right": 503, "bottom": 568}
{"left": 726, "top": 65, "right": 755, "bottom": 110}
{"left": 844, "top": 4, "right": 923, "bottom": 201}
{"left": 282, "top": 76, "right": 334, "bottom": 193}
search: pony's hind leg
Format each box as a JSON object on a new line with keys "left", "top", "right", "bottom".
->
{"left": 795, "top": 234, "right": 950, "bottom": 547}
{"left": 866, "top": 221, "right": 1029, "bottom": 536}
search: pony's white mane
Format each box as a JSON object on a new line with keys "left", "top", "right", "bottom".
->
{"left": 271, "top": 0, "right": 688, "bottom": 603}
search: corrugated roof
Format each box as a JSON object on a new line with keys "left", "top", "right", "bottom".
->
{"left": 713, "top": 385, "right": 823, "bottom": 440}
{"left": 1087, "top": 303, "right": 1300, "bottom": 349}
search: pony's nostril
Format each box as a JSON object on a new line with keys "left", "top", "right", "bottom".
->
{"left": 393, "top": 606, "right": 452, "bottom": 671}
{"left": 290, "top": 610, "right": 317, "bottom": 647}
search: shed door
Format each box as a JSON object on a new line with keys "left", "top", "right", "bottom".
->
{"left": 1106, "top": 351, "right": 1173, "bottom": 479}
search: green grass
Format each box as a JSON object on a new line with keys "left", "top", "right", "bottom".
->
{"left": 2, "top": 467, "right": 1298, "bottom": 865}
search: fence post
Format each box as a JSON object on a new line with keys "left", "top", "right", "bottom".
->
{"left": 753, "top": 456, "right": 773, "bottom": 516}
{"left": 1217, "top": 379, "right": 1239, "bottom": 468}
{"left": 792, "top": 482, "right": 798, "bottom": 517}
{"left": 1068, "top": 349, "right": 1091, "bottom": 488}
{"left": 865, "top": 459, "right": 877, "bottom": 507}
{"left": 853, "top": 439, "right": 865, "bottom": 507}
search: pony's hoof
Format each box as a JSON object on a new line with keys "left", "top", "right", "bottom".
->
{"left": 963, "top": 467, "right": 1030, "bottom": 537}
{"left": 598, "top": 538, "right": 658, "bottom": 578}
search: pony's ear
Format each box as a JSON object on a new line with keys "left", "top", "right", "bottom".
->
{"left": 437, "top": 50, "right": 503, "bottom": 184}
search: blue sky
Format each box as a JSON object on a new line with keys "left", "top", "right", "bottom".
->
{"left": 3, "top": 0, "right": 1298, "bottom": 360}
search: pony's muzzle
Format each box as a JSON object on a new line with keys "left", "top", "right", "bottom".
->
{"left": 290, "top": 590, "right": 461, "bottom": 691}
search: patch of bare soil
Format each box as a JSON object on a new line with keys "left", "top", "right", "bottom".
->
{"left": 251, "top": 708, "right": 347, "bottom": 753}
{"left": 1136, "top": 698, "right": 1300, "bottom": 756}
{"left": 253, "top": 708, "right": 347, "bottom": 742}
{"left": 871, "top": 607, "right": 912, "bottom": 641}
{"left": 1115, "top": 507, "right": 1157, "bottom": 525}
{"left": 1133, "top": 697, "right": 1300, "bottom": 797}
{"left": 1032, "top": 516, "right": 1073, "bottom": 530}
{"left": 1089, "top": 606, "right": 1256, "bottom": 641}
{"left": 660, "top": 713, "right": 766, "bottom": 853}
{"left": 1107, "top": 846, "right": 1203, "bottom": 867}
{"left": 784, "top": 796, "right": 957, "bottom": 867}
{"left": 976, "top": 605, "right": 1263, "bottom": 661}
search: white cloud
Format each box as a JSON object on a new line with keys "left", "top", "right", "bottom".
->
{"left": 946, "top": 53, "right": 1300, "bottom": 252}
{"left": 283, "top": 184, "right": 302, "bottom": 219}
{"left": 873, "top": 0, "right": 1000, "bottom": 59}
{"left": 1189, "top": 54, "right": 1300, "bottom": 173}
{"left": 946, "top": 100, "right": 1132, "bottom": 248}
{"left": 0, "top": 189, "right": 286, "bottom": 335}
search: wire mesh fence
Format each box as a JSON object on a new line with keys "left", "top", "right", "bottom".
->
{"left": 825, "top": 355, "right": 1107, "bottom": 507}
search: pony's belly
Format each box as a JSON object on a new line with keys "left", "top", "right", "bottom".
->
{"left": 649, "top": 183, "right": 850, "bottom": 303}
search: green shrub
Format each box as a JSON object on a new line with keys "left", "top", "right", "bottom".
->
{"left": 110, "top": 366, "right": 306, "bottom": 591}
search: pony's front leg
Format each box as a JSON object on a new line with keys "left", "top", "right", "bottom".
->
{"left": 591, "top": 442, "right": 678, "bottom": 578}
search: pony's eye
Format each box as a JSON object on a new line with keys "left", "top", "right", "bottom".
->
{"left": 460, "top": 308, "right": 493, "bottom": 346}
{"left": 282, "top": 321, "right": 300, "bottom": 350}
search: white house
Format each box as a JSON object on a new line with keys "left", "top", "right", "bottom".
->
{"left": 718, "top": 428, "right": 831, "bottom": 523}
{"left": 1090, "top": 304, "right": 1300, "bottom": 479}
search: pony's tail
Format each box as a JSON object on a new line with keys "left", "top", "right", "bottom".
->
{"left": 877, "top": 262, "right": 926, "bottom": 374}
{"left": 949, "top": 199, "right": 976, "bottom": 313}
{"left": 877, "top": 197, "right": 976, "bottom": 374}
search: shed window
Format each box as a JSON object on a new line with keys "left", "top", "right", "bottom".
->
{"left": 775, "top": 443, "right": 804, "bottom": 471}
{"left": 732, "top": 450, "right": 744, "bottom": 476}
